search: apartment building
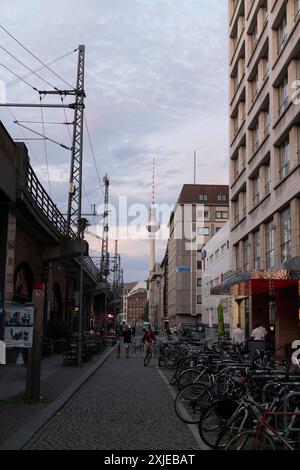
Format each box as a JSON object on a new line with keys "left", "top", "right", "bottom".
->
{"left": 228, "top": 0, "right": 300, "bottom": 349}
{"left": 126, "top": 283, "right": 147, "bottom": 327}
{"left": 202, "top": 222, "right": 232, "bottom": 338}
{"left": 122, "top": 282, "right": 138, "bottom": 324}
{"left": 167, "top": 184, "right": 229, "bottom": 328}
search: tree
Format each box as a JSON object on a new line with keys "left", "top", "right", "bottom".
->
{"left": 217, "top": 304, "right": 225, "bottom": 336}
{"left": 142, "top": 301, "right": 149, "bottom": 322}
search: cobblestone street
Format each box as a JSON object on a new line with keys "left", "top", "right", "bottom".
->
{"left": 24, "top": 345, "right": 203, "bottom": 450}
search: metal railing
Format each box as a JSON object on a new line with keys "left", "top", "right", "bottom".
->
{"left": 25, "top": 162, "right": 69, "bottom": 236}
{"left": 25, "top": 162, "right": 100, "bottom": 282}
{"left": 83, "top": 256, "right": 100, "bottom": 280}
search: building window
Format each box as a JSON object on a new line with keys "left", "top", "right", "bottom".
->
{"left": 279, "top": 138, "right": 290, "bottom": 180}
{"left": 277, "top": 14, "right": 287, "bottom": 53}
{"left": 253, "top": 230, "right": 260, "bottom": 270}
{"left": 264, "top": 109, "right": 270, "bottom": 136}
{"left": 265, "top": 162, "right": 271, "bottom": 195}
{"left": 216, "top": 211, "right": 228, "bottom": 219}
{"left": 296, "top": 0, "right": 300, "bottom": 19}
{"left": 266, "top": 220, "right": 275, "bottom": 269}
{"left": 278, "top": 75, "right": 288, "bottom": 115}
{"left": 281, "top": 207, "right": 292, "bottom": 263}
{"left": 197, "top": 295, "right": 202, "bottom": 305}
{"left": 217, "top": 194, "right": 227, "bottom": 202}
{"left": 252, "top": 70, "right": 259, "bottom": 101}
{"left": 235, "top": 244, "right": 240, "bottom": 270}
{"left": 252, "top": 121, "right": 259, "bottom": 153}
{"left": 243, "top": 239, "right": 249, "bottom": 272}
{"left": 251, "top": 22, "right": 258, "bottom": 52}
{"left": 197, "top": 260, "right": 202, "bottom": 270}
{"left": 199, "top": 194, "right": 208, "bottom": 201}
{"left": 215, "top": 249, "right": 220, "bottom": 260}
{"left": 198, "top": 210, "right": 209, "bottom": 220}
{"left": 197, "top": 278, "right": 202, "bottom": 287}
{"left": 253, "top": 174, "right": 260, "bottom": 206}
{"left": 197, "top": 227, "right": 209, "bottom": 236}
{"left": 221, "top": 243, "right": 226, "bottom": 255}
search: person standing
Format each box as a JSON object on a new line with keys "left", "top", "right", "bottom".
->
{"left": 251, "top": 323, "right": 266, "bottom": 341}
{"left": 232, "top": 323, "right": 245, "bottom": 352}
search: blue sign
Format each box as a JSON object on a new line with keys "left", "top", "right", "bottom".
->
{"left": 176, "top": 266, "right": 192, "bottom": 273}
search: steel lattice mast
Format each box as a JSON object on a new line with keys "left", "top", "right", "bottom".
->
{"left": 67, "top": 45, "right": 86, "bottom": 236}
{"left": 100, "top": 175, "right": 110, "bottom": 279}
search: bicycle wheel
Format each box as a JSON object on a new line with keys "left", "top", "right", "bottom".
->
{"left": 225, "top": 429, "right": 276, "bottom": 450}
{"left": 174, "top": 383, "right": 212, "bottom": 424}
{"left": 144, "top": 350, "right": 152, "bottom": 367}
{"left": 214, "top": 406, "right": 252, "bottom": 450}
{"left": 178, "top": 367, "right": 210, "bottom": 390}
{"left": 199, "top": 399, "right": 240, "bottom": 449}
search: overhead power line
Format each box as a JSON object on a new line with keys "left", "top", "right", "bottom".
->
{"left": 0, "top": 24, "right": 75, "bottom": 89}
{"left": 7, "top": 48, "right": 78, "bottom": 88}
{"left": 0, "top": 60, "right": 38, "bottom": 91}
{"left": 0, "top": 43, "right": 57, "bottom": 90}
{"left": 84, "top": 114, "right": 105, "bottom": 198}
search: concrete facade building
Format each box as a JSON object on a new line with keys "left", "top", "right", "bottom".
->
{"left": 167, "top": 184, "right": 229, "bottom": 328}
{"left": 228, "top": 0, "right": 300, "bottom": 349}
{"left": 122, "top": 282, "right": 137, "bottom": 324}
{"left": 202, "top": 222, "right": 232, "bottom": 337}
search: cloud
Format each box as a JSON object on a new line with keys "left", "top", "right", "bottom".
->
{"left": 0, "top": 0, "right": 228, "bottom": 281}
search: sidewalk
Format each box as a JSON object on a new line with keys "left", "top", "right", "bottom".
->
{"left": 23, "top": 343, "right": 204, "bottom": 450}
{"left": 0, "top": 347, "right": 115, "bottom": 445}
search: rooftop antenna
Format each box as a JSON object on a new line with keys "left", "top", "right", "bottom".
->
{"left": 194, "top": 150, "right": 197, "bottom": 185}
{"left": 152, "top": 155, "right": 155, "bottom": 205}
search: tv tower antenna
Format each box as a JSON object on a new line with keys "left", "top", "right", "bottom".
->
{"left": 146, "top": 156, "right": 160, "bottom": 274}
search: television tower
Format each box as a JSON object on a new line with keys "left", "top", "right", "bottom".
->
{"left": 146, "top": 157, "right": 160, "bottom": 274}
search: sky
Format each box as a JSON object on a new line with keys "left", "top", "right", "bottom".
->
{"left": 0, "top": 0, "right": 229, "bottom": 282}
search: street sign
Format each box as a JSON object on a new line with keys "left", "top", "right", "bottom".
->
{"left": 4, "top": 304, "right": 34, "bottom": 348}
{"left": 176, "top": 266, "right": 192, "bottom": 273}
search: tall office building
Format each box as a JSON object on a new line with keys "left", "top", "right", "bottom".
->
{"left": 228, "top": 0, "right": 300, "bottom": 347}
{"left": 167, "top": 184, "right": 229, "bottom": 328}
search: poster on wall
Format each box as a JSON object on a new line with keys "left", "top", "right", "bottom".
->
{"left": 4, "top": 304, "right": 34, "bottom": 348}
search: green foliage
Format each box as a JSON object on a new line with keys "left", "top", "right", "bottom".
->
{"left": 142, "top": 301, "right": 149, "bottom": 322}
{"left": 46, "top": 320, "right": 72, "bottom": 340}
{"left": 217, "top": 304, "right": 225, "bottom": 336}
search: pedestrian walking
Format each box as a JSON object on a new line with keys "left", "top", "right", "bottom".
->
{"left": 131, "top": 325, "right": 136, "bottom": 338}
{"left": 122, "top": 325, "right": 132, "bottom": 358}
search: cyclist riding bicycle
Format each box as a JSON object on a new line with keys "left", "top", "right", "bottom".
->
{"left": 142, "top": 326, "right": 156, "bottom": 353}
